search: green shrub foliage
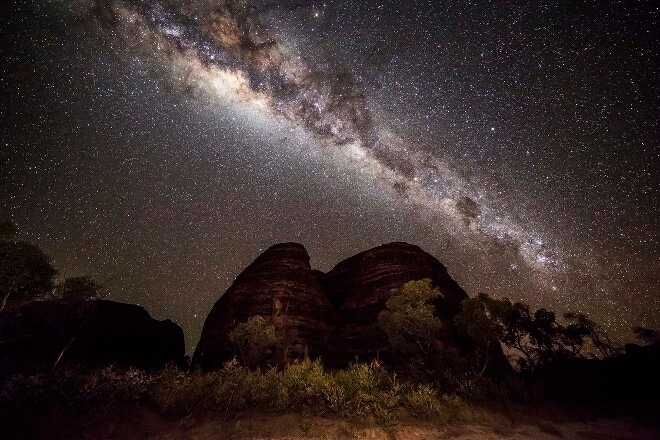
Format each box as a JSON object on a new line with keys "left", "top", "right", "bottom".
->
{"left": 378, "top": 278, "right": 443, "bottom": 378}
{"left": 228, "top": 316, "right": 279, "bottom": 368}
{"left": 0, "top": 360, "right": 469, "bottom": 423}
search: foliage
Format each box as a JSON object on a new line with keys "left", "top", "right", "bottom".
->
{"left": 276, "top": 358, "right": 337, "bottom": 412}
{"left": 455, "top": 293, "right": 618, "bottom": 371}
{"left": 453, "top": 292, "right": 509, "bottom": 374}
{"left": 563, "top": 312, "right": 619, "bottom": 358}
{"left": 0, "top": 366, "right": 155, "bottom": 418}
{"left": 151, "top": 364, "right": 219, "bottom": 414}
{"left": 378, "top": 278, "right": 443, "bottom": 376}
{"left": 51, "top": 275, "right": 106, "bottom": 302}
{"left": 0, "top": 221, "right": 108, "bottom": 312}
{"left": 228, "top": 315, "right": 279, "bottom": 368}
{"left": 0, "top": 240, "right": 57, "bottom": 312}
{"left": 405, "top": 384, "right": 442, "bottom": 417}
{"left": 1, "top": 359, "right": 474, "bottom": 423}
{"left": 633, "top": 326, "right": 659, "bottom": 346}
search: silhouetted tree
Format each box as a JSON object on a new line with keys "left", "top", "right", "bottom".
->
{"left": 0, "top": 230, "right": 57, "bottom": 312}
{"left": 455, "top": 293, "right": 614, "bottom": 371}
{"left": 453, "top": 293, "right": 509, "bottom": 375}
{"left": 564, "top": 312, "right": 619, "bottom": 358}
{"left": 52, "top": 275, "right": 106, "bottom": 302}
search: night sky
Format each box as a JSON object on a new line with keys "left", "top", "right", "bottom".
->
{"left": 2, "top": 0, "right": 658, "bottom": 351}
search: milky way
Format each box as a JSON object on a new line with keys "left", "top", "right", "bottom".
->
{"left": 2, "top": 0, "right": 657, "bottom": 350}
{"left": 105, "top": 0, "right": 565, "bottom": 273}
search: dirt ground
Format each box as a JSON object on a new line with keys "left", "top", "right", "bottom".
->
{"left": 150, "top": 415, "right": 657, "bottom": 440}
{"left": 4, "top": 405, "right": 658, "bottom": 439}
{"left": 105, "top": 408, "right": 660, "bottom": 440}
{"left": 163, "top": 417, "right": 658, "bottom": 440}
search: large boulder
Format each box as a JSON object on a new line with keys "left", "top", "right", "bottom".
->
{"left": 0, "top": 300, "right": 185, "bottom": 377}
{"left": 194, "top": 242, "right": 508, "bottom": 373}
{"left": 192, "top": 243, "right": 337, "bottom": 371}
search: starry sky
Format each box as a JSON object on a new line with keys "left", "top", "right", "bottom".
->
{"left": 2, "top": 0, "right": 658, "bottom": 351}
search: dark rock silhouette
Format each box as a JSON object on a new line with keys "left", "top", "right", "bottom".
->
{"left": 0, "top": 300, "right": 185, "bottom": 377}
{"left": 193, "top": 242, "right": 508, "bottom": 372}
{"left": 527, "top": 341, "right": 660, "bottom": 405}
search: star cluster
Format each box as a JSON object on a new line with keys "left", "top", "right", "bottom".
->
{"left": 1, "top": 0, "right": 657, "bottom": 350}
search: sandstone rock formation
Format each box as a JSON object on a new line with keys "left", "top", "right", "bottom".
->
{"left": 193, "top": 242, "right": 506, "bottom": 372}
{"left": 192, "top": 243, "right": 337, "bottom": 371}
{"left": 0, "top": 300, "right": 185, "bottom": 377}
{"left": 322, "top": 242, "right": 470, "bottom": 366}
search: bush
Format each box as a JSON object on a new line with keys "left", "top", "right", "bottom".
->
{"left": 406, "top": 384, "right": 442, "bottom": 417}
{"left": 1, "top": 366, "right": 155, "bottom": 418}
{"left": 228, "top": 316, "right": 279, "bottom": 368}
{"left": 0, "top": 359, "right": 478, "bottom": 425}
{"left": 441, "top": 393, "right": 465, "bottom": 410}
{"left": 276, "top": 359, "right": 336, "bottom": 413}
{"left": 152, "top": 365, "right": 219, "bottom": 415}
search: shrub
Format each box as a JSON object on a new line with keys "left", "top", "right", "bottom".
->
{"left": 333, "top": 363, "right": 379, "bottom": 417}
{"left": 406, "top": 384, "right": 442, "bottom": 417}
{"left": 441, "top": 393, "right": 465, "bottom": 413}
{"left": 0, "top": 358, "right": 480, "bottom": 425}
{"left": 212, "top": 358, "right": 251, "bottom": 412}
{"left": 1, "top": 366, "right": 155, "bottom": 419}
{"left": 152, "top": 364, "right": 219, "bottom": 415}
{"left": 242, "top": 366, "right": 280, "bottom": 408}
{"left": 277, "top": 359, "right": 337, "bottom": 413}
{"left": 228, "top": 316, "right": 279, "bottom": 368}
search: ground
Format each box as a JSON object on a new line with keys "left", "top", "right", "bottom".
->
{"left": 68, "top": 407, "right": 659, "bottom": 440}
{"left": 158, "top": 415, "right": 658, "bottom": 440}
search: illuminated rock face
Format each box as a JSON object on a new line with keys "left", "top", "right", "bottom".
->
{"left": 322, "top": 242, "right": 470, "bottom": 367}
{"left": 193, "top": 242, "right": 502, "bottom": 371}
{"left": 192, "top": 243, "right": 337, "bottom": 371}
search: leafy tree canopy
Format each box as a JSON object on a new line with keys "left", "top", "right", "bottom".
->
{"left": 378, "top": 278, "right": 443, "bottom": 375}
{"left": 633, "top": 327, "right": 659, "bottom": 345}
{"left": 53, "top": 275, "right": 106, "bottom": 302}
{"left": 455, "top": 293, "right": 618, "bottom": 371}
{"left": 228, "top": 315, "right": 279, "bottom": 368}
{"left": 0, "top": 240, "right": 57, "bottom": 312}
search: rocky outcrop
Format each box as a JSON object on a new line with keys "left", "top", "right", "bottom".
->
{"left": 193, "top": 241, "right": 508, "bottom": 372}
{"left": 192, "top": 243, "right": 337, "bottom": 371}
{"left": 322, "top": 242, "right": 470, "bottom": 366}
{"left": 0, "top": 300, "right": 185, "bottom": 377}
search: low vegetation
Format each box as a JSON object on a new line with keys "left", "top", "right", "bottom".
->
{"left": 1, "top": 359, "right": 476, "bottom": 426}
